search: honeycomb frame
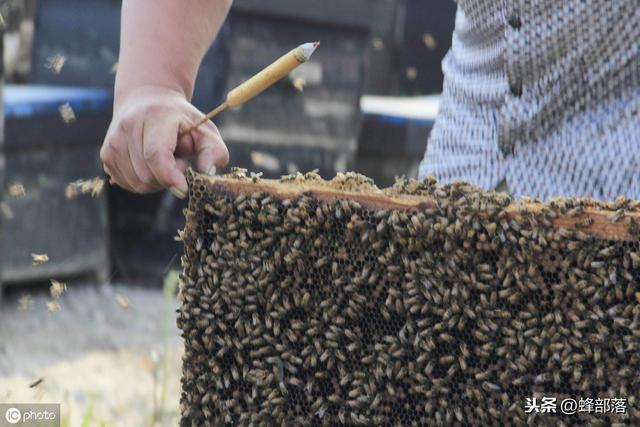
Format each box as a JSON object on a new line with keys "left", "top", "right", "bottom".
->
{"left": 178, "top": 169, "right": 640, "bottom": 426}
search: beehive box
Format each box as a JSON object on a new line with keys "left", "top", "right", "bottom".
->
{"left": 2, "top": 86, "right": 111, "bottom": 288}
{"left": 178, "top": 169, "right": 640, "bottom": 426}
{"left": 219, "top": 0, "right": 375, "bottom": 179}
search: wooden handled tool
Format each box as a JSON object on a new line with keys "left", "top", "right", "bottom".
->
{"left": 181, "top": 41, "right": 320, "bottom": 136}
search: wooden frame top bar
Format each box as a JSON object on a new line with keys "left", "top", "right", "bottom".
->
{"left": 194, "top": 174, "right": 640, "bottom": 242}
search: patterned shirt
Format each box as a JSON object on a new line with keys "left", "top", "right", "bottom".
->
{"left": 418, "top": 0, "right": 640, "bottom": 200}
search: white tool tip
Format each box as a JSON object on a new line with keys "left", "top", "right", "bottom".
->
{"left": 299, "top": 41, "right": 320, "bottom": 61}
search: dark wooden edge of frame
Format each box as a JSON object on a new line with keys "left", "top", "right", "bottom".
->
{"left": 189, "top": 173, "right": 640, "bottom": 242}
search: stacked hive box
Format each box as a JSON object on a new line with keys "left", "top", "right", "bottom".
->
{"left": 219, "top": 1, "right": 372, "bottom": 179}
{"left": 178, "top": 169, "right": 640, "bottom": 426}
{"left": 2, "top": 86, "right": 111, "bottom": 289}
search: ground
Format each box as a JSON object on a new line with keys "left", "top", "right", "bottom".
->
{"left": 0, "top": 282, "right": 183, "bottom": 426}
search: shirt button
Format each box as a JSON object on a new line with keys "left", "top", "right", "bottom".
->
{"left": 510, "top": 79, "right": 523, "bottom": 97}
{"left": 508, "top": 15, "right": 522, "bottom": 29}
{"left": 500, "top": 140, "right": 514, "bottom": 156}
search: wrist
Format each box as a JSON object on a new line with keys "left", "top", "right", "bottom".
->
{"left": 111, "top": 85, "right": 188, "bottom": 121}
{"left": 114, "top": 66, "right": 194, "bottom": 110}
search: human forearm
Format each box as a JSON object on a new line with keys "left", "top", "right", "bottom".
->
{"left": 115, "top": 0, "right": 231, "bottom": 105}
{"left": 101, "top": 0, "right": 231, "bottom": 196}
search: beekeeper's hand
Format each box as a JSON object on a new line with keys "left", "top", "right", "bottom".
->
{"left": 101, "top": 85, "right": 227, "bottom": 198}
{"left": 100, "top": 0, "right": 231, "bottom": 198}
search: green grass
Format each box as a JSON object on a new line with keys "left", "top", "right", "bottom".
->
{"left": 149, "top": 270, "right": 180, "bottom": 426}
{"left": 79, "top": 394, "right": 96, "bottom": 427}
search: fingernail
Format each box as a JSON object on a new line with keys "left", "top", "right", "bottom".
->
{"left": 169, "top": 186, "right": 187, "bottom": 199}
{"left": 207, "top": 166, "right": 217, "bottom": 176}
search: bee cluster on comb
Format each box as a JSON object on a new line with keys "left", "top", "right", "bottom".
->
{"left": 178, "top": 169, "right": 640, "bottom": 426}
